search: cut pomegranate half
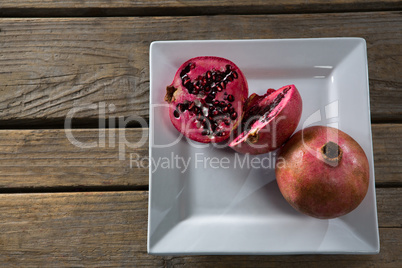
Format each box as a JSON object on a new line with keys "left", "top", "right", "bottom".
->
{"left": 229, "top": 84, "right": 302, "bottom": 155}
{"left": 164, "top": 56, "right": 249, "bottom": 143}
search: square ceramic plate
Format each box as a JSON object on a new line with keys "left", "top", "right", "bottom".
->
{"left": 148, "top": 38, "right": 379, "bottom": 255}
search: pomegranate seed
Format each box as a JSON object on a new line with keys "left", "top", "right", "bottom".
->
{"left": 183, "top": 78, "right": 191, "bottom": 86}
{"left": 206, "top": 71, "right": 212, "bottom": 79}
{"left": 201, "top": 130, "right": 210, "bottom": 136}
{"left": 188, "top": 102, "right": 195, "bottom": 111}
{"left": 216, "top": 85, "right": 222, "bottom": 92}
{"left": 182, "top": 63, "right": 194, "bottom": 75}
{"left": 232, "top": 71, "right": 238, "bottom": 79}
{"left": 211, "top": 123, "right": 217, "bottom": 132}
{"left": 227, "top": 94, "right": 235, "bottom": 102}
{"left": 205, "top": 96, "right": 213, "bottom": 103}
{"left": 220, "top": 81, "right": 226, "bottom": 89}
{"left": 213, "top": 100, "right": 220, "bottom": 106}
{"left": 229, "top": 107, "right": 235, "bottom": 114}
{"left": 187, "top": 84, "right": 194, "bottom": 94}
{"left": 173, "top": 110, "right": 180, "bottom": 118}
{"left": 212, "top": 110, "right": 219, "bottom": 116}
{"left": 230, "top": 112, "right": 238, "bottom": 120}
{"left": 177, "top": 103, "right": 185, "bottom": 113}
{"left": 204, "top": 86, "right": 211, "bottom": 92}
{"left": 222, "top": 107, "right": 229, "bottom": 113}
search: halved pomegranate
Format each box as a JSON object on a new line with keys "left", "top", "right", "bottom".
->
{"left": 164, "top": 56, "right": 249, "bottom": 143}
{"left": 229, "top": 85, "right": 302, "bottom": 155}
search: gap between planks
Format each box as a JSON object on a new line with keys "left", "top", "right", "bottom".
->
{"left": 0, "top": 0, "right": 401, "bottom": 17}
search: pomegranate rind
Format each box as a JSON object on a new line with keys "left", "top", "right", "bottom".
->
{"left": 166, "top": 56, "right": 248, "bottom": 143}
{"left": 275, "top": 126, "right": 370, "bottom": 219}
{"left": 229, "top": 84, "right": 302, "bottom": 154}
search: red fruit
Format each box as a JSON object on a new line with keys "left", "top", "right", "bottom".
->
{"left": 229, "top": 85, "right": 302, "bottom": 155}
{"left": 164, "top": 56, "right": 248, "bottom": 143}
{"left": 275, "top": 126, "right": 370, "bottom": 219}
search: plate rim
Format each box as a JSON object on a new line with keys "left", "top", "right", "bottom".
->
{"left": 147, "top": 37, "right": 379, "bottom": 255}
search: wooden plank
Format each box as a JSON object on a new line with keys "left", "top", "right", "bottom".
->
{"left": 0, "top": 191, "right": 162, "bottom": 266}
{"left": 372, "top": 124, "right": 402, "bottom": 186}
{"left": 376, "top": 188, "right": 402, "bottom": 228}
{"left": 0, "top": 12, "right": 401, "bottom": 126}
{"left": 0, "top": 124, "right": 400, "bottom": 189}
{"left": 0, "top": 190, "right": 399, "bottom": 266}
{"left": 0, "top": 129, "right": 149, "bottom": 188}
{"left": 0, "top": 0, "right": 401, "bottom": 17}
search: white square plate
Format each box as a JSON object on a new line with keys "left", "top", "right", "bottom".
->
{"left": 148, "top": 38, "right": 379, "bottom": 255}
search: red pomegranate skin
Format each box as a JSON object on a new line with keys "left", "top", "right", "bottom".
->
{"left": 275, "top": 126, "right": 370, "bottom": 219}
{"left": 229, "top": 84, "right": 302, "bottom": 155}
{"left": 165, "top": 56, "right": 248, "bottom": 143}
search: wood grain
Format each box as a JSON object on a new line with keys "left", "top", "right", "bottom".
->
{"left": 0, "top": 124, "right": 400, "bottom": 189}
{"left": 0, "top": 191, "right": 161, "bottom": 266}
{"left": 0, "top": 12, "right": 401, "bottom": 126}
{"left": 0, "top": 129, "right": 148, "bottom": 189}
{"left": 0, "top": 0, "right": 401, "bottom": 16}
{"left": 372, "top": 124, "right": 402, "bottom": 186}
{"left": 0, "top": 190, "right": 399, "bottom": 267}
{"left": 376, "top": 188, "right": 402, "bottom": 228}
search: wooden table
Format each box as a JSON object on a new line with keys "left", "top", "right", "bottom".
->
{"left": 0, "top": 1, "right": 401, "bottom": 267}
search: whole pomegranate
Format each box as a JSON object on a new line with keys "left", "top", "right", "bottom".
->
{"left": 164, "top": 56, "right": 248, "bottom": 143}
{"left": 229, "top": 85, "right": 302, "bottom": 155}
{"left": 275, "top": 126, "right": 370, "bottom": 219}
